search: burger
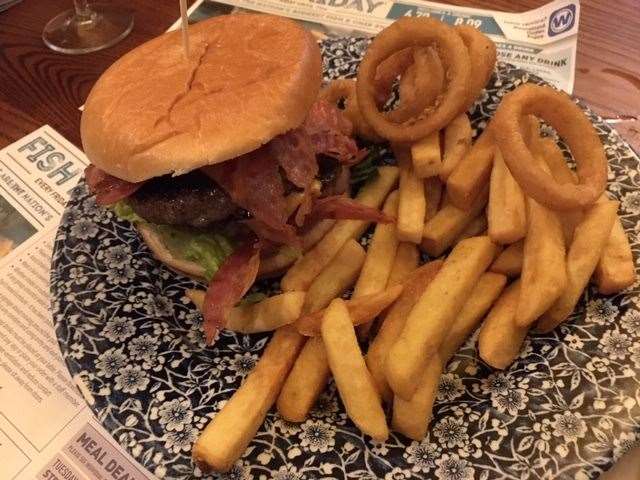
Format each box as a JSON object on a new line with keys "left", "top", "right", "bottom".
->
{"left": 81, "top": 14, "right": 384, "bottom": 342}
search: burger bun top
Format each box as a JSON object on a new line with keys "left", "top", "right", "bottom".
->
{"left": 81, "top": 14, "right": 322, "bottom": 182}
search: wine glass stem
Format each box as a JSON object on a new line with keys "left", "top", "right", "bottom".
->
{"left": 74, "top": 0, "right": 94, "bottom": 23}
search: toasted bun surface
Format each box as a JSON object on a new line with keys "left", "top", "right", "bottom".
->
{"left": 82, "top": 14, "right": 322, "bottom": 182}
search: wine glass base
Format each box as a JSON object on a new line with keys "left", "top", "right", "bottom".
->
{"left": 43, "top": 3, "right": 134, "bottom": 55}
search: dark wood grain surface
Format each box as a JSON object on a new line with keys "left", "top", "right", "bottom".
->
{"left": 0, "top": 0, "right": 638, "bottom": 150}
{"left": 0, "top": 0, "right": 178, "bottom": 147}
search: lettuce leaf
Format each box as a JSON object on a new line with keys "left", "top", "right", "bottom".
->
{"left": 112, "top": 200, "right": 145, "bottom": 223}
{"left": 111, "top": 200, "right": 235, "bottom": 281}
{"left": 155, "top": 226, "right": 235, "bottom": 281}
{"left": 350, "top": 146, "right": 381, "bottom": 185}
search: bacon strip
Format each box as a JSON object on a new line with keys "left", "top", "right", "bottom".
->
{"left": 84, "top": 165, "right": 144, "bottom": 205}
{"left": 304, "top": 99, "right": 353, "bottom": 137}
{"left": 244, "top": 218, "right": 300, "bottom": 248}
{"left": 302, "top": 100, "right": 362, "bottom": 165}
{"left": 203, "top": 148, "right": 289, "bottom": 234}
{"left": 270, "top": 131, "right": 317, "bottom": 189}
{"left": 202, "top": 239, "right": 261, "bottom": 344}
{"left": 271, "top": 100, "right": 362, "bottom": 190}
{"left": 311, "top": 133, "right": 362, "bottom": 166}
{"left": 306, "top": 195, "right": 393, "bottom": 224}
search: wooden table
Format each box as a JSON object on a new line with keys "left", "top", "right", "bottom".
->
{"left": 0, "top": 0, "right": 638, "bottom": 151}
{"left": 0, "top": 0, "right": 176, "bottom": 148}
{"left": 0, "top": 1, "right": 638, "bottom": 479}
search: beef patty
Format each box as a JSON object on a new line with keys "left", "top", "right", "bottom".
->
{"left": 128, "top": 171, "right": 245, "bottom": 228}
{"left": 128, "top": 160, "right": 346, "bottom": 228}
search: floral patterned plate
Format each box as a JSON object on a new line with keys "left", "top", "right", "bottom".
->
{"left": 51, "top": 37, "right": 640, "bottom": 480}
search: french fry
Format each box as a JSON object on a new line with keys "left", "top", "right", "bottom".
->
{"left": 353, "top": 191, "right": 400, "bottom": 298}
{"left": 488, "top": 148, "right": 526, "bottom": 244}
{"left": 277, "top": 239, "right": 365, "bottom": 422}
{"left": 424, "top": 176, "right": 443, "bottom": 222}
{"left": 276, "top": 336, "right": 328, "bottom": 422}
{"left": 386, "top": 236, "right": 498, "bottom": 399}
{"left": 478, "top": 281, "right": 527, "bottom": 369}
{"left": 490, "top": 240, "right": 524, "bottom": 277}
{"left": 535, "top": 138, "right": 633, "bottom": 300}
{"left": 595, "top": 216, "right": 636, "bottom": 294}
{"left": 187, "top": 290, "right": 306, "bottom": 333}
{"left": 514, "top": 196, "right": 566, "bottom": 327}
{"left": 302, "top": 219, "right": 336, "bottom": 251}
{"left": 354, "top": 191, "right": 399, "bottom": 339}
{"left": 301, "top": 239, "right": 365, "bottom": 314}
{"left": 258, "top": 246, "right": 301, "bottom": 278}
{"left": 537, "top": 200, "right": 619, "bottom": 332}
{"left": 396, "top": 146, "right": 426, "bottom": 243}
{"left": 456, "top": 213, "right": 488, "bottom": 241}
{"left": 535, "top": 139, "right": 583, "bottom": 244}
{"left": 387, "top": 242, "right": 420, "bottom": 286}
{"left": 536, "top": 137, "right": 576, "bottom": 185}
{"left": 281, "top": 166, "right": 398, "bottom": 291}
{"left": 366, "top": 261, "right": 443, "bottom": 402}
{"left": 411, "top": 131, "right": 441, "bottom": 178}
{"left": 446, "top": 127, "right": 494, "bottom": 210}
{"left": 440, "top": 113, "right": 472, "bottom": 181}
{"left": 439, "top": 272, "right": 508, "bottom": 361}
{"left": 321, "top": 299, "right": 389, "bottom": 441}
{"left": 227, "top": 292, "right": 305, "bottom": 333}
{"left": 514, "top": 196, "right": 567, "bottom": 327}
{"left": 193, "top": 326, "right": 305, "bottom": 473}
{"left": 421, "top": 185, "right": 489, "bottom": 257}
{"left": 514, "top": 152, "right": 568, "bottom": 326}
{"left": 392, "top": 359, "right": 442, "bottom": 440}
{"left": 294, "top": 285, "right": 403, "bottom": 336}
{"left": 392, "top": 272, "right": 506, "bottom": 439}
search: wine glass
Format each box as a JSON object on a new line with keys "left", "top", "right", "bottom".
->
{"left": 42, "top": 1, "right": 134, "bottom": 54}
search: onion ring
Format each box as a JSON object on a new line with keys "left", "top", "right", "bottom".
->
{"left": 318, "top": 80, "right": 362, "bottom": 135}
{"left": 318, "top": 79, "right": 355, "bottom": 105}
{"left": 356, "top": 17, "right": 471, "bottom": 143}
{"left": 373, "top": 47, "right": 414, "bottom": 106}
{"left": 493, "top": 84, "right": 607, "bottom": 210}
{"left": 388, "top": 47, "right": 444, "bottom": 123}
{"left": 455, "top": 25, "right": 497, "bottom": 111}
{"left": 520, "top": 114, "right": 541, "bottom": 148}
{"left": 373, "top": 47, "right": 443, "bottom": 119}
{"left": 319, "top": 79, "right": 383, "bottom": 142}
{"left": 323, "top": 45, "right": 445, "bottom": 141}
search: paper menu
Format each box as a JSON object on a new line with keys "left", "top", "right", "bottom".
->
{"left": 0, "top": 126, "right": 155, "bottom": 480}
{"left": 177, "top": 0, "right": 580, "bottom": 93}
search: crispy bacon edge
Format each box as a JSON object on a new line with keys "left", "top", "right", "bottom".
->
{"left": 202, "top": 238, "right": 261, "bottom": 344}
{"left": 84, "top": 165, "right": 144, "bottom": 206}
{"left": 305, "top": 195, "right": 393, "bottom": 224}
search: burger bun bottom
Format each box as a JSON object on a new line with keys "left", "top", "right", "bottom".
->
{"left": 137, "top": 223, "right": 297, "bottom": 282}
